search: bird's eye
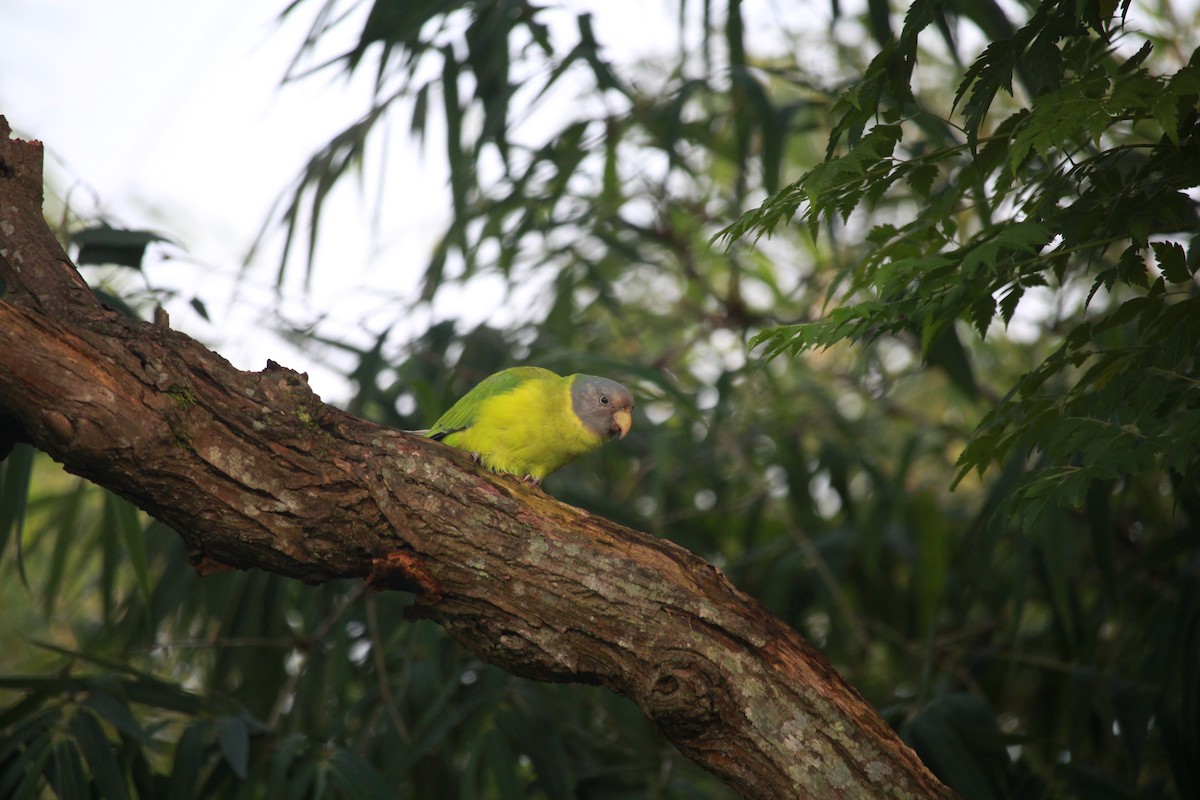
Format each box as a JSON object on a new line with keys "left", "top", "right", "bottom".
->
{"left": 599, "top": 395, "right": 610, "bottom": 405}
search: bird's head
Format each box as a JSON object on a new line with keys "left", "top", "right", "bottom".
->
{"left": 571, "top": 375, "right": 634, "bottom": 440}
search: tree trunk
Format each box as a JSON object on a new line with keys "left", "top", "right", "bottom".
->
{"left": 0, "top": 117, "right": 958, "bottom": 800}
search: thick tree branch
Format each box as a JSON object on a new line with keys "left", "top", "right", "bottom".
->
{"left": 0, "top": 117, "right": 957, "bottom": 800}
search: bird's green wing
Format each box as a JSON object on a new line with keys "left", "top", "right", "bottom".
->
{"left": 427, "top": 366, "right": 556, "bottom": 438}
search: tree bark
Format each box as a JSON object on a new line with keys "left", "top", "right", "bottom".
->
{"left": 0, "top": 117, "right": 958, "bottom": 800}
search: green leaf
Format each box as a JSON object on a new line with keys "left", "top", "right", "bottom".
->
{"left": 42, "top": 479, "right": 89, "bottom": 616}
{"left": 71, "top": 224, "right": 172, "bottom": 269}
{"left": 1083, "top": 481, "right": 1118, "bottom": 606}
{"left": 865, "top": 0, "right": 893, "bottom": 44}
{"left": 484, "top": 729, "right": 525, "bottom": 800}
{"left": 107, "top": 495, "right": 152, "bottom": 608}
{"left": 1023, "top": 27, "right": 1063, "bottom": 95}
{"left": 905, "top": 162, "right": 938, "bottom": 199}
{"left": 166, "top": 721, "right": 211, "bottom": 800}
{"left": 962, "top": 221, "right": 1052, "bottom": 276}
{"left": 268, "top": 734, "right": 307, "bottom": 791}
{"left": 998, "top": 284, "right": 1024, "bottom": 325}
{"left": 501, "top": 711, "right": 574, "bottom": 800}
{"left": 441, "top": 46, "right": 468, "bottom": 259}
{"left": 70, "top": 708, "right": 131, "bottom": 800}
{"left": 51, "top": 740, "right": 90, "bottom": 800}
{"left": 327, "top": 749, "right": 395, "bottom": 800}
{"left": 0, "top": 442, "right": 34, "bottom": 586}
{"left": 82, "top": 682, "right": 152, "bottom": 745}
{"left": 189, "top": 297, "right": 210, "bottom": 321}
{"left": 215, "top": 715, "right": 250, "bottom": 779}
{"left": 0, "top": 681, "right": 64, "bottom": 733}
{"left": 905, "top": 693, "right": 1011, "bottom": 800}
{"left": 923, "top": 324, "right": 978, "bottom": 399}
{"left": 281, "top": 758, "right": 316, "bottom": 800}
{"left": 970, "top": 294, "right": 997, "bottom": 337}
{"left": 8, "top": 733, "right": 53, "bottom": 800}
{"left": 1117, "top": 41, "right": 1154, "bottom": 75}
{"left": 576, "top": 12, "right": 628, "bottom": 96}
{"left": 954, "top": 39, "right": 1018, "bottom": 148}
{"left": 1035, "top": 520, "right": 1078, "bottom": 652}
{"left": 1152, "top": 240, "right": 1191, "bottom": 282}
{"left": 912, "top": 490, "right": 949, "bottom": 633}
{"left": 0, "top": 711, "right": 54, "bottom": 800}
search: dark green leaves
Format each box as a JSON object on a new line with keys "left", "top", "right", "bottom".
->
{"left": 1153, "top": 240, "right": 1192, "bottom": 283}
{"left": 722, "top": 123, "right": 905, "bottom": 243}
{"left": 956, "top": 287, "right": 1200, "bottom": 530}
{"left": 71, "top": 225, "right": 171, "bottom": 270}
{"left": 71, "top": 708, "right": 131, "bottom": 800}
{"left": 730, "top": 0, "right": 1200, "bottom": 529}
{"left": 50, "top": 739, "right": 89, "bottom": 800}
{"left": 0, "top": 443, "right": 34, "bottom": 583}
{"left": 215, "top": 716, "right": 250, "bottom": 779}
{"left": 905, "top": 693, "right": 1018, "bottom": 800}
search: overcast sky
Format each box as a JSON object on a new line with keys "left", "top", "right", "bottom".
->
{"left": 3, "top": 1, "right": 389, "bottom": 396}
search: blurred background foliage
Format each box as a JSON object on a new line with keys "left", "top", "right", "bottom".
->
{"left": 3, "top": 0, "right": 1200, "bottom": 798}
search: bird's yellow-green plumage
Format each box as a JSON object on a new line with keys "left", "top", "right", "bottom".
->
{"left": 427, "top": 366, "right": 634, "bottom": 484}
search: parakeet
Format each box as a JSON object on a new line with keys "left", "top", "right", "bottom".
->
{"left": 427, "top": 366, "right": 634, "bottom": 485}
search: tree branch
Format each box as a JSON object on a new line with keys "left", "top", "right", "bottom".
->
{"left": 0, "top": 117, "right": 957, "bottom": 800}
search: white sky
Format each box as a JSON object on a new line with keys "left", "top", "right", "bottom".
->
{"left": 2, "top": 0, "right": 397, "bottom": 400}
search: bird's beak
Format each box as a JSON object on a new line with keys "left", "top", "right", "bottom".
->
{"left": 613, "top": 409, "right": 632, "bottom": 440}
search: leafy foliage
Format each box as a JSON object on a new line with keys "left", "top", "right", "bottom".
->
{"left": 728, "top": 0, "right": 1200, "bottom": 530}
{"left": 70, "top": 225, "right": 172, "bottom": 271}
{"left": 5, "top": 1, "right": 1200, "bottom": 799}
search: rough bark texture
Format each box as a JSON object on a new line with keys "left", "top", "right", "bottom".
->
{"left": 0, "top": 117, "right": 958, "bottom": 800}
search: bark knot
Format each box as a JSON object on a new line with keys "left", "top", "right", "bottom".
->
{"left": 40, "top": 409, "right": 74, "bottom": 444}
{"left": 645, "top": 653, "right": 723, "bottom": 738}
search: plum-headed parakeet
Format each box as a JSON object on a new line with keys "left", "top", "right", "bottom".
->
{"left": 427, "top": 366, "right": 634, "bottom": 485}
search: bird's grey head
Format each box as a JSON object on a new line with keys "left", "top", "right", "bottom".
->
{"left": 570, "top": 375, "right": 634, "bottom": 440}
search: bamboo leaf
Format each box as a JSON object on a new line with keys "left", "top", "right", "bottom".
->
{"left": 166, "top": 721, "right": 211, "bottom": 800}
{"left": 0, "top": 443, "right": 34, "bottom": 586}
{"left": 107, "top": 494, "right": 152, "bottom": 609}
{"left": 327, "top": 750, "right": 394, "bottom": 800}
{"left": 70, "top": 709, "right": 131, "bottom": 800}
{"left": 51, "top": 740, "right": 89, "bottom": 800}
{"left": 215, "top": 716, "right": 250, "bottom": 779}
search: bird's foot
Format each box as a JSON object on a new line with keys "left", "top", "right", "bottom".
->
{"left": 521, "top": 474, "right": 543, "bottom": 488}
